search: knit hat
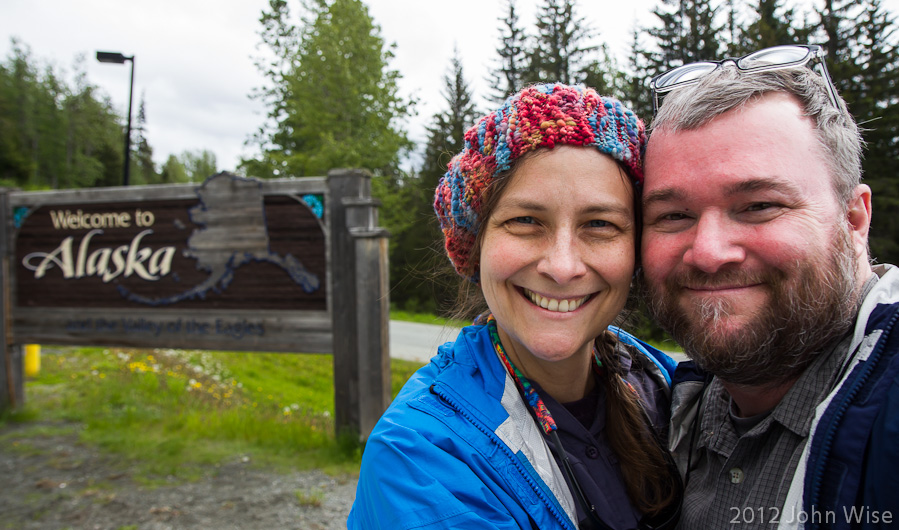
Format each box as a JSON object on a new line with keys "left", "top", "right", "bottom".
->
{"left": 433, "top": 82, "right": 647, "bottom": 281}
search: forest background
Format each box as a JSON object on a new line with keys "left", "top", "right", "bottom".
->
{"left": 2, "top": 0, "right": 897, "bottom": 339}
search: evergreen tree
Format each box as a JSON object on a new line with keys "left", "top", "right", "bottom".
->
{"left": 740, "top": 0, "right": 803, "bottom": 53}
{"left": 818, "top": 0, "right": 858, "bottom": 86}
{"left": 0, "top": 59, "right": 30, "bottom": 186}
{"left": 838, "top": 0, "right": 899, "bottom": 264}
{"left": 244, "top": 0, "right": 412, "bottom": 178}
{"left": 486, "top": 0, "right": 529, "bottom": 103}
{"left": 645, "top": 0, "right": 722, "bottom": 78}
{"left": 423, "top": 51, "right": 480, "bottom": 180}
{"left": 623, "top": 26, "right": 656, "bottom": 123}
{"left": 63, "top": 65, "right": 123, "bottom": 189}
{"left": 722, "top": 0, "right": 745, "bottom": 55}
{"left": 8, "top": 41, "right": 66, "bottom": 189}
{"left": 528, "top": 0, "right": 595, "bottom": 85}
{"left": 389, "top": 51, "right": 480, "bottom": 314}
{"left": 132, "top": 95, "right": 157, "bottom": 185}
{"left": 581, "top": 43, "right": 628, "bottom": 102}
{"left": 0, "top": 40, "right": 123, "bottom": 190}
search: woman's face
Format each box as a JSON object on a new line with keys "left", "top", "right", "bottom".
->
{"left": 480, "top": 145, "right": 635, "bottom": 367}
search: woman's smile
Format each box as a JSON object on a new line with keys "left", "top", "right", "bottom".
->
{"left": 522, "top": 287, "right": 593, "bottom": 313}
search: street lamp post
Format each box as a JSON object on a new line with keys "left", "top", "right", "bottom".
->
{"left": 96, "top": 51, "right": 135, "bottom": 187}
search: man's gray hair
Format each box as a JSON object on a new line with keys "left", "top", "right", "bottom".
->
{"left": 650, "top": 66, "right": 864, "bottom": 207}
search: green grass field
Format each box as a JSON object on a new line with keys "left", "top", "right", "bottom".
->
{"left": 1, "top": 344, "right": 424, "bottom": 483}
{"left": 0, "top": 311, "right": 679, "bottom": 484}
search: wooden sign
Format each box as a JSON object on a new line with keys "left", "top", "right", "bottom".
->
{"left": 10, "top": 173, "right": 329, "bottom": 351}
{"left": 2, "top": 170, "right": 391, "bottom": 441}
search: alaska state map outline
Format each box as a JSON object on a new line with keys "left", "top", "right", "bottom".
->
{"left": 118, "top": 174, "right": 321, "bottom": 306}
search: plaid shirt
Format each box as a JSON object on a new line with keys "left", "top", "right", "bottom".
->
{"left": 677, "top": 277, "right": 878, "bottom": 529}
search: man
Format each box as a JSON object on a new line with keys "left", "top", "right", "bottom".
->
{"left": 640, "top": 44, "right": 899, "bottom": 529}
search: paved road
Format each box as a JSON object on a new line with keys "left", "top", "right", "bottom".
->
{"left": 389, "top": 320, "right": 687, "bottom": 364}
{"left": 389, "top": 320, "right": 460, "bottom": 364}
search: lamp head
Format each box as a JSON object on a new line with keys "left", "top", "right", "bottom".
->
{"left": 96, "top": 51, "right": 131, "bottom": 64}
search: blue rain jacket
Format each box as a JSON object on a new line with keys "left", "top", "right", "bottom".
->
{"left": 348, "top": 323, "right": 675, "bottom": 530}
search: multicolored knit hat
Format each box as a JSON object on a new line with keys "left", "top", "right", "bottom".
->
{"left": 433, "top": 82, "right": 647, "bottom": 281}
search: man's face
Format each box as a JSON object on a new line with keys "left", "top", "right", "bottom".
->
{"left": 640, "top": 93, "right": 864, "bottom": 385}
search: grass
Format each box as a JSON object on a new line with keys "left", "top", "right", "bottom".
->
{"left": 1, "top": 344, "right": 425, "bottom": 483}
{"left": 1, "top": 312, "right": 679, "bottom": 484}
{"left": 295, "top": 487, "right": 324, "bottom": 507}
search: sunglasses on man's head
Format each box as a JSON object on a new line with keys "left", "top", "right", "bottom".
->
{"left": 649, "top": 44, "right": 840, "bottom": 113}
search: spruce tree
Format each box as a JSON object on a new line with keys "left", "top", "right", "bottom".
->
{"left": 843, "top": 0, "right": 899, "bottom": 263}
{"left": 740, "top": 0, "right": 803, "bottom": 52}
{"left": 645, "top": 0, "right": 722, "bottom": 77}
{"left": 486, "top": 0, "right": 529, "bottom": 104}
{"left": 581, "top": 43, "right": 628, "bottom": 101}
{"left": 818, "top": 0, "right": 858, "bottom": 86}
{"left": 722, "top": 0, "right": 745, "bottom": 55}
{"left": 391, "top": 51, "right": 480, "bottom": 314}
{"left": 0, "top": 40, "right": 124, "bottom": 189}
{"left": 528, "top": 0, "right": 595, "bottom": 85}
{"left": 809, "top": 0, "right": 899, "bottom": 263}
{"left": 622, "top": 26, "right": 656, "bottom": 120}
{"left": 132, "top": 96, "right": 157, "bottom": 185}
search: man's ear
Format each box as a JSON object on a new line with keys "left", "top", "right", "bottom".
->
{"left": 846, "top": 184, "right": 872, "bottom": 256}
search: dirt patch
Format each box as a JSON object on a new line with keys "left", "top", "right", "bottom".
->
{"left": 0, "top": 422, "right": 358, "bottom": 529}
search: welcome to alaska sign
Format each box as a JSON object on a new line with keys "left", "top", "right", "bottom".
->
{"left": 1, "top": 170, "right": 391, "bottom": 440}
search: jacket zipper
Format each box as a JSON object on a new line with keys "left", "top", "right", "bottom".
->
{"left": 429, "top": 383, "right": 576, "bottom": 530}
{"left": 804, "top": 306, "right": 899, "bottom": 522}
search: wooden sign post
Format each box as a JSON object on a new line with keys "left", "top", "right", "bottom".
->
{"left": 0, "top": 170, "right": 390, "bottom": 441}
{"left": 328, "top": 170, "right": 391, "bottom": 440}
{"left": 1, "top": 188, "right": 24, "bottom": 411}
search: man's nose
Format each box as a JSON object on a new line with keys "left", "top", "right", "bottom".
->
{"left": 683, "top": 214, "right": 745, "bottom": 273}
{"left": 536, "top": 232, "right": 588, "bottom": 283}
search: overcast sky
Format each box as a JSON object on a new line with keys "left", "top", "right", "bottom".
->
{"left": 2, "top": 0, "right": 896, "bottom": 174}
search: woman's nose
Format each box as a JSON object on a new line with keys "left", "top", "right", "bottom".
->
{"left": 536, "top": 232, "right": 588, "bottom": 283}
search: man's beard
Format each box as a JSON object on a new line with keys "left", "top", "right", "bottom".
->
{"left": 642, "top": 226, "right": 860, "bottom": 387}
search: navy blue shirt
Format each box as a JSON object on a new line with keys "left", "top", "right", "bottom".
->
{"left": 537, "top": 341, "right": 670, "bottom": 530}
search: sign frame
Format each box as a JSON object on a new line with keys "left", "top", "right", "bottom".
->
{"left": 0, "top": 169, "right": 391, "bottom": 441}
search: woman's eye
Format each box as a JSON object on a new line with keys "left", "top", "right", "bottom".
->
{"left": 510, "top": 216, "right": 535, "bottom": 225}
{"left": 588, "top": 219, "right": 610, "bottom": 228}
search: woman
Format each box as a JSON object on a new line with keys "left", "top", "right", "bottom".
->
{"left": 349, "top": 83, "right": 681, "bottom": 529}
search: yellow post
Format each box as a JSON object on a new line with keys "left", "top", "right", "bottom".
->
{"left": 25, "top": 344, "right": 40, "bottom": 377}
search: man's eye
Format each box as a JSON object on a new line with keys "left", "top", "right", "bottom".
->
{"left": 588, "top": 219, "right": 610, "bottom": 228}
{"left": 661, "top": 213, "right": 689, "bottom": 221}
{"left": 747, "top": 202, "right": 774, "bottom": 211}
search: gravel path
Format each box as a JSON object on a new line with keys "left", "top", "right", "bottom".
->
{"left": 0, "top": 422, "right": 357, "bottom": 530}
